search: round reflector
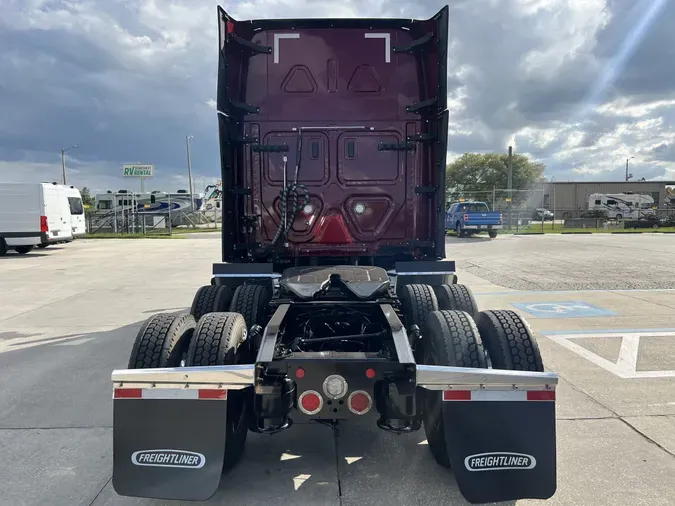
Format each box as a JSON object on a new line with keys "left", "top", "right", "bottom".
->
{"left": 298, "top": 390, "right": 323, "bottom": 415}
{"left": 365, "top": 368, "right": 376, "bottom": 379}
{"left": 348, "top": 390, "right": 372, "bottom": 415}
{"left": 302, "top": 204, "right": 314, "bottom": 215}
{"left": 323, "top": 374, "right": 348, "bottom": 400}
{"left": 295, "top": 367, "right": 305, "bottom": 379}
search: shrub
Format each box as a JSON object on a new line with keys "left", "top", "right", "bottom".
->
{"left": 580, "top": 209, "right": 609, "bottom": 219}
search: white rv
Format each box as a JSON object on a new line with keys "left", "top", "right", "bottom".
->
{"left": 62, "top": 186, "right": 87, "bottom": 237}
{"left": 0, "top": 182, "right": 74, "bottom": 255}
{"left": 588, "top": 192, "right": 654, "bottom": 220}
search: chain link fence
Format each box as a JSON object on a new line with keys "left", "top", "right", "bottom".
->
{"left": 85, "top": 207, "right": 221, "bottom": 235}
{"left": 445, "top": 188, "right": 675, "bottom": 232}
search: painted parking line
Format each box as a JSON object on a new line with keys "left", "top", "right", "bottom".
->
{"left": 511, "top": 301, "right": 617, "bottom": 318}
{"left": 541, "top": 329, "right": 675, "bottom": 379}
{"left": 474, "top": 289, "right": 675, "bottom": 296}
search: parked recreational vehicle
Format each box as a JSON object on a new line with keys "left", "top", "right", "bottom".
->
{"left": 90, "top": 189, "right": 206, "bottom": 231}
{"left": 93, "top": 190, "right": 204, "bottom": 215}
{"left": 588, "top": 192, "right": 654, "bottom": 220}
{"left": 0, "top": 182, "right": 73, "bottom": 255}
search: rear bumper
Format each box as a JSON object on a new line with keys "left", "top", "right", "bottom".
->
{"left": 42, "top": 231, "right": 73, "bottom": 244}
{"left": 1, "top": 231, "right": 43, "bottom": 247}
{"left": 463, "top": 224, "right": 503, "bottom": 230}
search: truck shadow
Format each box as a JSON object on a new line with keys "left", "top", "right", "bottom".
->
{"left": 0, "top": 252, "right": 51, "bottom": 258}
{"left": 446, "top": 235, "right": 495, "bottom": 243}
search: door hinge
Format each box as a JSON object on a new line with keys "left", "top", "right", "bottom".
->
{"left": 406, "top": 97, "right": 439, "bottom": 115}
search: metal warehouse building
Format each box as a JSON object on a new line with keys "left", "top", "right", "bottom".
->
{"left": 542, "top": 180, "right": 675, "bottom": 218}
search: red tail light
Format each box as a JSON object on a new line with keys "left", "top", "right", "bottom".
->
{"left": 348, "top": 391, "right": 372, "bottom": 415}
{"left": 40, "top": 215, "right": 49, "bottom": 232}
{"left": 315, "top": 213, "right": 353, "bottom": 244}
{"left": 463, "top": 214, "right": 469, "bottom": 222}
{"left": 298, "top": 390, "right": 323, "bottom": 415}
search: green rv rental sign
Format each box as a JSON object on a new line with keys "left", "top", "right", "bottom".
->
{"left": 122, "top": 164, "right": 154, "bottom": 177}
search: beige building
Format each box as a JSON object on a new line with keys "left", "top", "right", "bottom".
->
{"left": 542, "top": 180, "right": 675, "bottom": 218}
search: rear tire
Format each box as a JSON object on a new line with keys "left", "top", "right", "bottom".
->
{"left": 229, "top": 284, "right": 271, "bottom": 359}
{"left": 190, "top": 285, "right": 233, "bottom": 322}
{"left": 0, "top": 239, "right": 7, "bottom": 257}
{"left": 127, "top": 313, "right": 196, "bottom": 369}
{"left": 488, "top": 230, "right": 498, "bottom": 238}
{"left": 420, "top": 310, "right": 487, "bottom": 468}
{"left": 37, "top": 244, "right": 49, "bottom": 249}
{"left": 15, "top": 245, "right": 33, "bottom": 254}
{"left": 475, "top": 310, "right": 544, "bottom": 371}
{"left": 433, "top": 284, "right": 478, "bottom": 318}
{"left": 398, "top": 284, "right": 438, "bottom": 333}
{"left": 186, "top": 312, "right": 250, "bottom": 471}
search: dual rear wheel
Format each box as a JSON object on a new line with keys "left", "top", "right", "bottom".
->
{"left": 399, "top": 282, "right": 545, "bottom": 468}
{"left": 126, "top": 282, "right": 272, "bottom": 473}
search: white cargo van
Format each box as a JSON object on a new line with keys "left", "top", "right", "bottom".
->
{"left": 62, "top": 185, "right": 87, "bottom": 237}
{"left": 0, "top": 182, "right": 74, "bottom": 256}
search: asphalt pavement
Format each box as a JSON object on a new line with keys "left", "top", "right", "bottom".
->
{"left": 0, "top": 233, "right": 674, "bottom": 505}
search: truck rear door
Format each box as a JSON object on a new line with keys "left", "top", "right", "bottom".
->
{"left": 42, "top": 184, "right": 65, "bottom": 239}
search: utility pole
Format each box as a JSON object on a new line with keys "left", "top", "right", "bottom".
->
{"left": 61, "top": 145, "right": 78, "bottom": 185}
{"left": 507, "top": 146, "right": 513, "bottom": 196}
{"left": 625, "top": 156, "right": 634, "bottom": 182}
{"left": 186, "top": 135, "right": 195, "bottom": 212}
{"left": 507, "top": 146, "right": 513, "bottom": 230}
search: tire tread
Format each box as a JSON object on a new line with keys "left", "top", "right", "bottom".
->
{"left": 434, "top": 284, "right": 478, "bottom": 317}
{"left": 128, "top": 313, "right": 195, "bottom": 369}
{"left": 399, "top": 284, "right": 438, "bottom": 333}
{"left": 476, "top": 309, "right": 544, "bottom": 371}
{"left": 190, "top": 285, "right": 232, "bottom": 322}
{"left": 230, "top": 284, "right": 271, "bottom": 328}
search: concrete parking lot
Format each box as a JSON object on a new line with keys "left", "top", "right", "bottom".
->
{"left": 1, "top": 233, "right": 674, "bottom": 505}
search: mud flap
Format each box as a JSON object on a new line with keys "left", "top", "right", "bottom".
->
{"left": 442, "top": 392, "right": 556, "bottom": 504}
{"left": 112, "top": 393, "right": 228, "bottom": 501}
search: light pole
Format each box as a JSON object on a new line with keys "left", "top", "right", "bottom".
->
{"left": 185, "top": 135, "right": 195, "bottom": 213}
{"left": 61, "top": 145, "right": 78, "bottom": 185}
{"left": 625, "top": 156, "right": 634, "bottom": 182}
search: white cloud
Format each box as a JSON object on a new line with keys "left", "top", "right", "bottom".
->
{"left": 1, "top": 0, "right": 675, "bottom": 192}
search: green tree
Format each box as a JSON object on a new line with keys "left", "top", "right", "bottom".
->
{"left": 80, "top": 187, "right": 94, "bottom": 206}
{"left": 445, "top": 152, "right": 546, "bottom": 207}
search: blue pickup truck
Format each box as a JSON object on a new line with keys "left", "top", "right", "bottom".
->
{"left": 445, "top": 201, "right": 503, "bottom": 238}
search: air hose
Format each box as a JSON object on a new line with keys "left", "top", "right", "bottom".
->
{"left": 267, "top": 132, "right": 310, "bottom": 253}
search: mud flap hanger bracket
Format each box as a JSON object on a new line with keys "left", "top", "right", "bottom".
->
{"left": 416, "top": 364, "right": 559, "bottom": 391}
{"left": 111, "top": 364, "right": 256, "bottom": 390}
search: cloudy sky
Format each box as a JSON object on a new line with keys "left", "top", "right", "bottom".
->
{"left": 1, "top": 0, "right": 674, "bottom": 195}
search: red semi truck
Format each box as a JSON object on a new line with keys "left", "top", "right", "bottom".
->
{"left": 110, "top": 6, "right": 558, "bottom": 504}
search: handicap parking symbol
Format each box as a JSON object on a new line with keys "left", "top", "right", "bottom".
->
{"left": 511, "top": 301, "right": 617, "bottom": 319}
